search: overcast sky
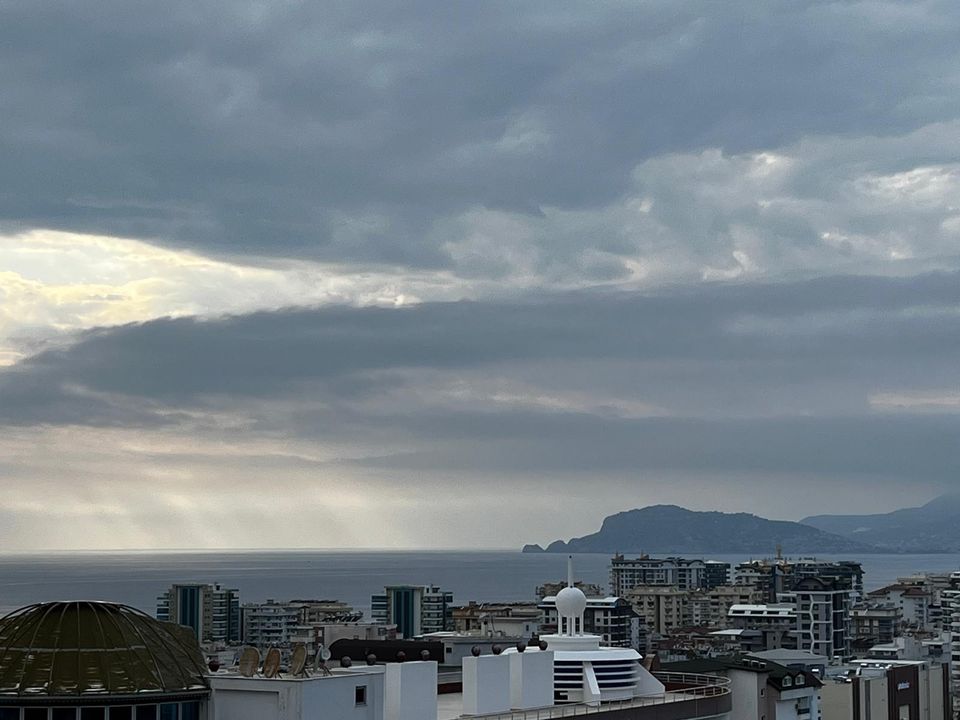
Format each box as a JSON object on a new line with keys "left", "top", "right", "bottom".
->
{"left": 2, "top": 1, "right": 959, "bottom": 550}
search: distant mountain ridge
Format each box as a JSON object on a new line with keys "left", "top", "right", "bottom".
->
{"left": 524, "top": 504, "right": 879, "bottom": 554}
{"left": 802, "top": 494, "right": 960, "bottom": 552}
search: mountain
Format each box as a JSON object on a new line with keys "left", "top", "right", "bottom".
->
{"left": 526, "top": 504, "right": 879, "bottom": 554}
{"left": 802, "top": 494, "right": 960, "bottom": 552}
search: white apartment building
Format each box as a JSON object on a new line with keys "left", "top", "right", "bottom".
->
{"left": 868, "top": 584, "right": 936, "bottom": 631}
{"left": 242, "top": 601, "right": 313, "bottom": 648}
{"left": 611, "top": 555, "right": 708, "bottom": 595}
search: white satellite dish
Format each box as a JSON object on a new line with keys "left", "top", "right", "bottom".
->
{"left": 314, "top": 644, "right": 333, "bottom": 676}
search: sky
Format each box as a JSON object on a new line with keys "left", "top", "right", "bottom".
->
{"left": 2, "top": 0, "right": 960, "bottom": 550}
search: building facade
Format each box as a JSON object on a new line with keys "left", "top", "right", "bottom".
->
{"left": 783, "top": 577, "right": 852, "bottom": 661}
{"left": 157, "top": 582, "right": 241, "bottom": 644}
{"left": 821, "top": 660, "right": 951, "bottom": 720}
{"left": 611, "top": 555, "right": 708, "bottom": 595}
{"left": 370, "top": 585, "right": 453, "bottom": 639}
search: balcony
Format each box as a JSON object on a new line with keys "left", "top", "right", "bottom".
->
{"left": 465, "top": 672, "right": 731, "bottom": 720}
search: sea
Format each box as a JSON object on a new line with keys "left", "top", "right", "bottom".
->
{"left": 3, "top": 550, "right": 960, "bottom": 618}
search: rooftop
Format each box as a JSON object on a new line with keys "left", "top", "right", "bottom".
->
{"left": 0, "top": 601, "right": 209, "bottom": 699}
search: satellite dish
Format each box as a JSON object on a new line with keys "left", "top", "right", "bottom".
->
{"left": 290, "top": 645, "right": 307, "bottom": 677}
{"left": 263, "top": 648, "right": 281, "bottom": 679}
{"left": 314, "top": 644, "right": 333, "bottom": 676}
{"left": 238, "top": 647, "right": 260, "bottom": 678}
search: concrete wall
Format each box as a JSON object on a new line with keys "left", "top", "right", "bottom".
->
{"left": 384, "top": 661, "right": 438, "bottom": 720}
{"left": 210, "top": 672, "right": 384, "bottom": 720}
{"left": 727, "top": 670, "right": 764, "bottom": 720}
{"left": 462, "top": 655, "right": 511, "bottom": 715}
{"left": 821, "top": 683, "right": 854, "bottom": 720}
{"left": 509, "top": 650, "right": 554, "bottom": 710}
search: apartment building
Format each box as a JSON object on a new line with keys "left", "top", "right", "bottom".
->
{"left": 450, "top": 602, "right": 541, "bottom": 637}
{"left": 821, "top": 660, "right": 951, "bottom": 720}
{"left": 851, "top": 605, "right": 901, "bottom": 647}
{"left": 867, "top": 584, "right": 936, "bottom": 631}
{"left": 156, "top": 582, "right": 241, "bottom": 644}
{"left": 783, "top": 577, "right": 852, "bottom": 661}
{"left": 625, "top": 585, "right": 692, "bottom": 635}
{"left": 370, "top": 585, "right": 453, "bottom": 639}
{"left": 611, "top": 555, "right": 708, "bottom": 595}
{"left": 727, "top": 604, "right": 798, "bottom": 652}
{"left": 242, "top": 600, "right": 310, "bottom": 648}
{"left": 736, "top": 559, "right": 864, "bottom": 603}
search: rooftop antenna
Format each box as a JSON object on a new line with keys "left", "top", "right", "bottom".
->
{"left": 263, "top": 648, "right": 281, "bottom": 678}
{"left": 238, "top": 647, "right": 260, "bottom": 678}
{"left": 290, "top": 644, "right": 307, "bottom": 677}
{"left": 314, "top": 645, "right": 333, "bottom": 676}
{"left": 567, "top": 555, "right": 574, "bottom": 587}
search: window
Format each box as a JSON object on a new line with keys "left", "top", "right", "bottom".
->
{"left": 355, "top": 686, "right": 367, "bottom": 706}
{"left": 81, "top": 711, "right": 105, "bottom": 720}
{"left": 25, "top": 710, "right": 48, "bottom": 720}
{"left": 52, "top": 711, "right": 77, "bottom": 720}
{"left": 178, "top": 704, "right": 199, "bottom": 720}
{"left": 0, "top": 710, "right": 20, "bottom": 720}
{"left": 135, "top": 707, "right": 156, "bottom": 720}
{"left": 109, "top": 710, "right": 132, "bottom": 720}
{"left": 158, "top": 706, "right": 176, "bottom": 720}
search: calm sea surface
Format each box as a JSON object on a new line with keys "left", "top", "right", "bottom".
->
{"left": 2, "top": 551, "right": 959, "bottom": 618}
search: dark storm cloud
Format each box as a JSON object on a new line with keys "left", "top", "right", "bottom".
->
{"left": 1, "top": 271, "right": 958, "bottom": 411}
{"left": 0, "top": 271, "right": 958, "bottom": 490}
{"left": 2, "top": 0, "right": 959, "bottom": 265}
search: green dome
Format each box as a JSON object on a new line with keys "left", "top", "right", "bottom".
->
{"left": 0, "top": 601, "right": 209, "bottom": 698}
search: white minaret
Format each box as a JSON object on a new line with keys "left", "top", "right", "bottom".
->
{"left": 554, "top": 555, "right": 587, "bottom": 636}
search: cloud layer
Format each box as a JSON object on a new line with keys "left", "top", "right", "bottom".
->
{"left": 2, "top": 274, "right": 958, "bottom": 548}
{"left": 3, "top": 1, "right": 960, "bottom": 548}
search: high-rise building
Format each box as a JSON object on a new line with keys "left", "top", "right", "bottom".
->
{"left": 735, "top": 558, "right": 864, "bottom": 603}
{"left": 624, "top": 585, "right": 692, "bottom": 635}
{"left": 939, "top": 571, "right": 960, "bottom": 698}
{"left": 781, "top": 576, "right": 852, "bottom": 661}
{"left": 610, "top": 555, "right": 708, "bottom": 595}
{"left": 156, "top": 582, "right": 240, "bottom": 644}
{"left": 370, "top": 585, "right": 453, "bottom": 638}
{"left": 704, "top": 561, "right": 732, "bottom": 590}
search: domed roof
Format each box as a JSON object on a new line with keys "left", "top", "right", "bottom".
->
{"left": 0, "top": 602, "right": 209, "bottom": 698}
{"left": 555, "top": 585, "right": 587, "bottom": 618}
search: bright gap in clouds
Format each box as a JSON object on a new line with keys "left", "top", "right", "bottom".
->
{"left": 0, "top": 229, "right": 465, "bottom": 365}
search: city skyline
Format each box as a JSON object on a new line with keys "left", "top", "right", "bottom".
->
{"left": 2, "top": 2, "right": 960, "bottom": 549}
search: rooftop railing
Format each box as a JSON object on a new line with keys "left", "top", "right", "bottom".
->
{"left": 465, "top": 671, "right": 731, "bottom": 720}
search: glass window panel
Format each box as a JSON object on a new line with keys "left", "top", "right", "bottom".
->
{"left": 0, "top": 710, "right": 20, "bottom": 720}
{"left": 158, "top": 706, "right": 177, "bottom": 720}
{"left": 178, "top": 704, "right": 199, "bottom": 720}
{"left": 52, "top": 711, "right": 77, "bottom": 720}
{"left": 135, "top": 707, "right": 156, "bottom": 720}
{"left": 24, "top": 709, "right": 47, "bottom": 720}
{"left": 81, "top": 710, "right": 105, "bottom": 720}
{"left": 109, "top": 710, "right": 132, "bottom": 720}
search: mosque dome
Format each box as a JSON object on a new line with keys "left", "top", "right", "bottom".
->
{"left": 0, "top": 601, "right": 209, "bottom": 698}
